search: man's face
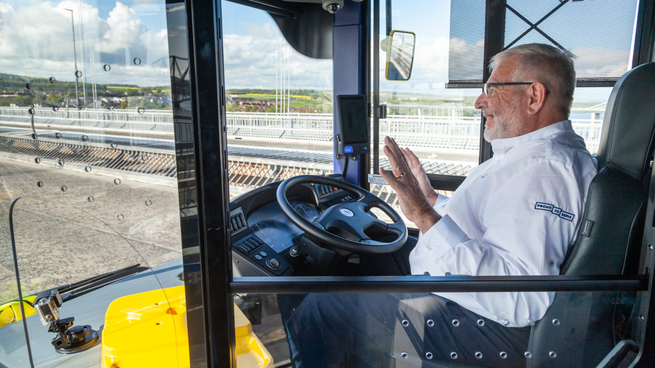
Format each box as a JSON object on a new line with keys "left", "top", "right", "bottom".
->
{"left": 475, "top": 56, "right": 527, "bottom": 142}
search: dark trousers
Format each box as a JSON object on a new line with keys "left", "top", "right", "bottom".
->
{"left": 282, "top": 238, "right": 531, "bottom": 368}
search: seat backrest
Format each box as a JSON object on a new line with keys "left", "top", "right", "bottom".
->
{"left": 527, "top": 62, "right": 655, "bottom": 368}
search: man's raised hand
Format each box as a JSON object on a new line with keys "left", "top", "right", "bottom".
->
{"left": 379, "top": 136, "right": 440, "bottom": 234}
{"left": 402, "top": 147, "right": 438, "bottom": 207}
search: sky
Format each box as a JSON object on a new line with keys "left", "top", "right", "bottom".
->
{"left": 0, "top": 0, "right": 638, "bottom": 103}
{"left": 0, "top": 0, "right": 170, "bottom": 87}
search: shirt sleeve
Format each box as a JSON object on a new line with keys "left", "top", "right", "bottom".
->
{"left": 411, "top": 160, "right": 588, "bottom": 327}
{"left": 432, "top": 194, "right": 449, "bottom": 218}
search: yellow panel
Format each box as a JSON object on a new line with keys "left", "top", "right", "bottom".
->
{"left": 0, "top": 296, "right": 37, "bottom": 328}
{"left": 101, "top": 285, "right": 272, "bottom": 368}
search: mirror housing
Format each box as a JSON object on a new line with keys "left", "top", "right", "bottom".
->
{"left": 384, "top": 30, "right": 416, "bottom": 81}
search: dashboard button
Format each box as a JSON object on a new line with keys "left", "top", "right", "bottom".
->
{"left": 259, "top": 251, "right": 267, "bottom": 257}
{"left": 289, "top": 246, "right": 300, "bottom": 257}
{"left": 254, "top": 255, "right": 262, "bottom": 261}
{"left": 266, "top": 258, "right": 280, "bottom": 270}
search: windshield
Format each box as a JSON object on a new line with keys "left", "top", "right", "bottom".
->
{"left": 0, "top": 1, "right": 189, "bottom": 366}
{"left": 2, "top": 197, "right": 182, "bottom": 366}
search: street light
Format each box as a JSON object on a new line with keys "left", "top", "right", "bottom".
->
{"left": 64, "top": 8, "right": 79, "bottom": 109}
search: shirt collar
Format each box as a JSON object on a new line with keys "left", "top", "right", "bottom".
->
{"left": 490, "top": 120, "right": 572, "bottom": 158}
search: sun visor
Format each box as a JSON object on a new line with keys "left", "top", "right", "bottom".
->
{"left": 270, "top": 3, "right": 333, "bottom": 59}
{"left": 446, "top": 0, "right": 486, "bottom": 88}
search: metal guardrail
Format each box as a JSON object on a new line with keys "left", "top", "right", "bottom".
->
{"left": 0, "top": 106, "right": 174, "bottom": 124}
{"left": 0, "top": 107, "right": 605, "bottom": 152}
{"left": 0, "top": 106, "right": 599, "bottom": 225}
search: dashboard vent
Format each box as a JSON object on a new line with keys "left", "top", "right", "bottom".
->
{"left": 229, "top": 209, "right": 247, "bottom": 234}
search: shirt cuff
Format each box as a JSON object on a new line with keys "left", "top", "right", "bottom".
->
{"left": 418, "top": 214, "right": 470, "bottom": 259}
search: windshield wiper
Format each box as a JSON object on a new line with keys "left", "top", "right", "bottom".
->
{"left": 35, "top": 263, "right": 148, "bottom": 304}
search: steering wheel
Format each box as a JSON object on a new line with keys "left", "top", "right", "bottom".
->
{"left": 276, "top": 175, "right": 407, "bottom": 254}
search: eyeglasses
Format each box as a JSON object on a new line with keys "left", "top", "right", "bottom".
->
{"left": 484, "top": 82, "right": 550, "bottom": 97}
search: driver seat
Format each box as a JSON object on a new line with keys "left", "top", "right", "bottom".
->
{"left": 526, "top": 62, "right": 655, "bottom": 367}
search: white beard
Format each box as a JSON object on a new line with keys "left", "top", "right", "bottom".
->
{"left": 482, "top": 105, "right": 523, "bottom": 142}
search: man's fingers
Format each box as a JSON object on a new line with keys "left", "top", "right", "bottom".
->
{"left": 383, "top": 145, "right": 401, "bottom": 175}
{"left": 402, "top": 147, "right": 419, "bottom": 170}
{"left": 405, "top": 147, "right": 419, "bottom": 165}
{"left": 379, "top": 168, "right": 400, "bottom": 189}
{"left": 385, "top": 136, "right": 410, "bottom": 174}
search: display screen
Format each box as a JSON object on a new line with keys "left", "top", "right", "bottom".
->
{"left": 248, "top": 201, "right": 319, "bottom": 253}
{"left": 338, "top": 95, "right": 368, "bottom": 144}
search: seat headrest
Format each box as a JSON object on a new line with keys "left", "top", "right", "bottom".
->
{"left": 596, "top": 62, "right": 655, "bottom": 180}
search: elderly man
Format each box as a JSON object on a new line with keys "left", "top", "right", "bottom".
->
{"left": 285, "top": 43, "right": 597, "bottom": 367}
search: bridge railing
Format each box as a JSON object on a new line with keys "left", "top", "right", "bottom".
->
{"left": 0, "top": 106, "right": 174, "bottom": 124}
{"left": 0, "top": 107, "right": 604, "bottom": 152}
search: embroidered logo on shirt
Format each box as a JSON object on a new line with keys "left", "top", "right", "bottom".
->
{"left": 534, "top": 202, "right": 575, "bottom": 222}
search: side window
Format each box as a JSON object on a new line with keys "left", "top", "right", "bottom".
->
{"left": 222, "top": 1, "right": 334, "bottom": 199}
{"left": 570, "top": 87, "right": 611, "bottom": 155}
{"left": 372, "top": 0, "right": 483, "bottom": 226}
{"left": 503, "top": 0, "right": 639, "bottom": 153}
{"left": 375, "top": 0, "right": 482, "bottom": 175}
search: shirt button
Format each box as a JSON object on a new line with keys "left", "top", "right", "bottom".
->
{"left": 527, "top": 319, "right": 535, "bottom": 326}
{"left": 500, "top": 319, "right": 510, "bottom": 326}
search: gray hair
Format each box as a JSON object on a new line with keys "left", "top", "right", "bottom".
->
{"left": 490, "top": 43, "right": 576, "bottom": 118}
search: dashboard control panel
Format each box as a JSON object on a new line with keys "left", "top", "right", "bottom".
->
{"left": 233, "top": 234, "right": 291, "bottom": 275}
{"left": 313, "top": 183, "right": 342, "bottom": 199}
{"left": 229, "top": 176, "right": 358, "bottom": 277}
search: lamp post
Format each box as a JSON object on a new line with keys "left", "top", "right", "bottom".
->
{"left": 64, "top": 8, "right": 79, "bottom": 109}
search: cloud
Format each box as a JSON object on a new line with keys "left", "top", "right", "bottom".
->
{"left": 131, "top": 0, "right": 163, "bottom": 5}
{"left": 411, "top": 36, "right": 451, "bottom": 84}
{"left": 0, "top": 1, "right": 170, "bottom": 87}
{"left": 223, "top": 33, "right": 332, "bottom": 90}
{"left": 101, "top": 2, "right": 145, "bottom": 53}
{"left": 240, "top": 22, "right": 277, "bottom": 39}
{"left": 570, "top": 47, "right": 631, "bottom": 79}
{"left": 133, "top": 3, "right": 164, "bottom": 17}
{"left": 379, "top": 36, "right": 483, "bottom": 94}
{"left": 0, "top": 3, "right": 13, "bottom": 12}
{"left": 446, "top": 37, "right": 484, "bottom": 82}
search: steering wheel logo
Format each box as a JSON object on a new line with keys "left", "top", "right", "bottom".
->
{"left": 339, "top": 208, "right": 354, "bottom": 217}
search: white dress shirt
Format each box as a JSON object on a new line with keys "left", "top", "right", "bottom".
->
{"left": 409, "top": 120, "right": 597, "bottom": 327}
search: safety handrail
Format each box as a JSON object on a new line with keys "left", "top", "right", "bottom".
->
{"left": 230, "top": 274, "right": 648, "bottom": 294}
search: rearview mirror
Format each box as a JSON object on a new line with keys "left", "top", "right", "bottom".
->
{"left": 384, "top": 30, "right": 416, "bottom": 81}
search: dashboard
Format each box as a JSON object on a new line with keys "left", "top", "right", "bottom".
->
{"left": 229, "top": 177, "right": 355, "bottom": 276}
{"left": 248, "top": 201, "right": 319, "bottom": 254}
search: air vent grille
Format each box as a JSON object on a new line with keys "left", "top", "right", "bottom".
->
{"left": 230, "top": 211, "right": 247, "bottom": 233}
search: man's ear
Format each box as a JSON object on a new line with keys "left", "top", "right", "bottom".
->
{"left": 526, "top": 82, "right": 548, "bottom": 115}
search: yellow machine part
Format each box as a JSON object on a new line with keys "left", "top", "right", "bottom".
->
{"left": 0, "top": 296, "right": 37, "bottom": 328}
{"left": 102, "top": 285, "right": 272, "bottom": 368}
